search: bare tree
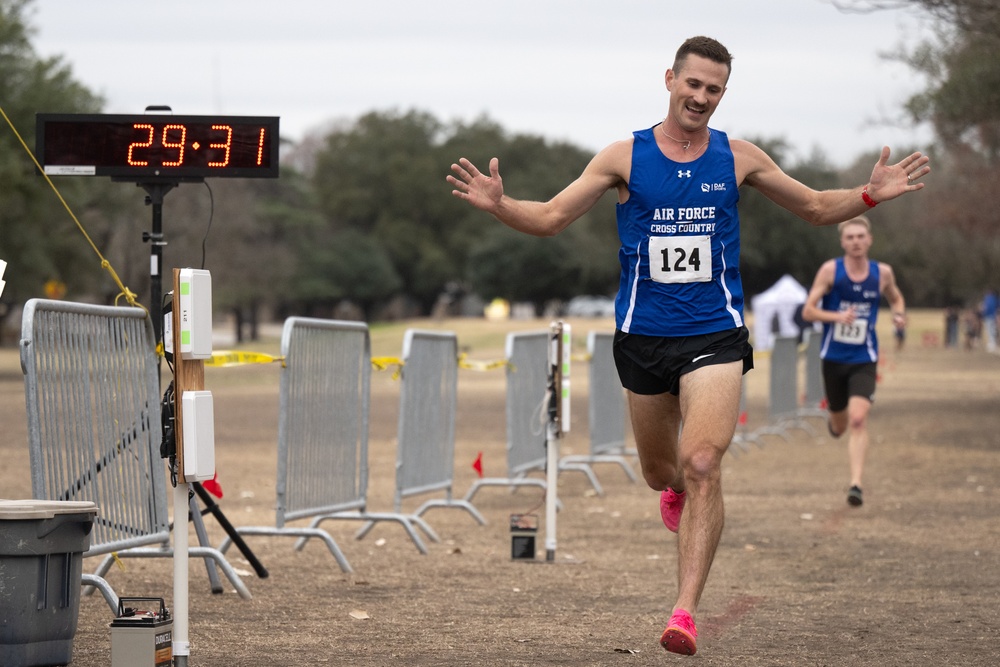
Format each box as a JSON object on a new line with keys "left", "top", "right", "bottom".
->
{"left": 830, "top": 0, "right": 1000, "bottom": 37}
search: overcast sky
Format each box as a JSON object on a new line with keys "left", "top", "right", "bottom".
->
{"left": 30, "top": 0, "right": 936, "bottom": 167}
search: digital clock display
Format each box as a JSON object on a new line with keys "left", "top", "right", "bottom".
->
{"left": 36, "top": 113, "right": 280, "bottom": 181}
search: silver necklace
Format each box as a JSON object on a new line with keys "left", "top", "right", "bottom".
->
{"left": 658, "top": 123, "right": 710, "bottom": 153}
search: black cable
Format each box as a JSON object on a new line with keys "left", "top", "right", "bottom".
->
{"left": 200, "top": 180, "right": 214, "bottom": 270}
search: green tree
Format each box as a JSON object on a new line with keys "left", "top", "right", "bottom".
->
{"left": 834, "top": 1, "right": 1000, "bottom": 158}
{"left": 311, "top": 109, "right": 452, "bottom": 311}
{"left": 0, "top": 0, "right": 139, "bottom": 342}
{"left": 294, "top": 227, "right": 402, "bottom": 320}
{"left": 735, "top": 138, "right": 845, "bottom": 297}
{"left": 308, "top": 111, "right": 619, "bottom": 317}
{"left": 902, "top": 31, "right": 1000, "bottom": 159}
{"left": 847, "top": 1, "right": 1000, "bottom": 302}
{"left": 467, "top": 226, "right": 580, "bottom": 312}
{"left": 441, "top": 119, "right": 619, "bottom": 305}
{"left": 160, "top": 174, "right": 308, "bottom": 341}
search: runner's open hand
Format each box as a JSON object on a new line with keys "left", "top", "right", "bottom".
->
{"left": 448, "top": 157, "right": 503, "bottom": 212}
{"left": 867, "top": 147, "right": 930, "bottom": 203}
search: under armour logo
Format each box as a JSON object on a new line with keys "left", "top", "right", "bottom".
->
{"left": 677, "top": 170, "right": 692, "bottom": 178}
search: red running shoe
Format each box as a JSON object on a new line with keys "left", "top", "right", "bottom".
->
{"left": 660, "top": 608, "right": 698, "bottom": 655}
{"left": 659, "top": 488, "right": 686, "bottom": 532}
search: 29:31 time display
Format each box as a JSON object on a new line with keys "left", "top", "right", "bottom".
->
{"left": 36, "top": 113, "right": 280, "bottom": 179}
{"left": 127, "top": 123, "right": 266, "bottom": 168}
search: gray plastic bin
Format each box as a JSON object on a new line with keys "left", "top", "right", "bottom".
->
{"left": 0, "top": 500, "right": 99, "bottom": 667}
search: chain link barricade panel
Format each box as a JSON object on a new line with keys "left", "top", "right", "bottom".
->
{"left": 505, "top": 331, "right": 549, "bottom": 476}
{"left": 395, "top": 330, "right": 484, "bottom": 526}
{"left": 20, "top": 299, "right": 253, "bottom": 610}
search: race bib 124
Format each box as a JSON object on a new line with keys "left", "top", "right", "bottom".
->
{"left": 648, "top": 235, "right": 711, "bottom": 284}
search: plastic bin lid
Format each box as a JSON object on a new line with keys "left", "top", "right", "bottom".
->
{"left": 0, "top": 499, "right": 99, "bottom": 520}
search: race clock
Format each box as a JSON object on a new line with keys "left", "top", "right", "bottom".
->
{"left": 36, "top": 113, "right": 280, "bottom": 181}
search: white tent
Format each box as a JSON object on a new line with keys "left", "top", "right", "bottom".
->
{"left": 750, "top": 274, "right": 809, "bottom": 351}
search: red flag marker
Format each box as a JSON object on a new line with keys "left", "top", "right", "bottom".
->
{"left": 472, "top": 452, "right": 483, "bottom": 478}
{"left": 203, "top": 471, "right": 224, "bottom": 499}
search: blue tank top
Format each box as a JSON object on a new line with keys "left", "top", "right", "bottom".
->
{"left": 615, "top": 125, "right": 743, "bottom": 336}
{"left": 819, "top": 258, "right": 881, "bottom": 363}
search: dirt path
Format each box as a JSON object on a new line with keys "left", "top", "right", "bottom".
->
{"left": 1, "top": 314, "right": 998, "bottom": 666}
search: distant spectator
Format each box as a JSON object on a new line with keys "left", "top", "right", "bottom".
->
{"left": 944, "top": 306, "right": 960, "bottom": 348}
{"left": 793, "top": 303, "right": 808, "bottom": 344}
{"left": 963, "top": 308, "right": 982, "bottom": 351}
{"left": 980, "top": 289, "right": 998, "bottom": 353}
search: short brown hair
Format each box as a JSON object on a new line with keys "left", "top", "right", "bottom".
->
{"left": 673, "top": 36, "right": 733, "bottom": 77}
{"left": 838, "top": 215, "right": 872, "bottom": 235}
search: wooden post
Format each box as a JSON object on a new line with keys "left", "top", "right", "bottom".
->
{"left": 171, "top": 268, "right": 206, "bottom": 484}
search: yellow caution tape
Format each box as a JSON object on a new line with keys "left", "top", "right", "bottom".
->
{"left": 458, "top": 353, "right": 509, "bottom": 372}
{"left": 111, "top": 551, "right": 126, "bottom": 572}
{"left": 203, "top": 349, "right": 611, "bottom": 373}
{"left": 371, "top": 356, "right": 404, "bottom": 372}
{"left": 206, "top": 350, "right": 284, "bottom": 367}
{"left": 371, "top": 356, "right": 405, "bottom": 380}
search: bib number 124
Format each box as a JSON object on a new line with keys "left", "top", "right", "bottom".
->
{"left": 648, "top": 235, "right": 712, "bottom": 284}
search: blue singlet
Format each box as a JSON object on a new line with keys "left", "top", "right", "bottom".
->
{"left": 615, "top": 125, "right": 744, "bottom": 337}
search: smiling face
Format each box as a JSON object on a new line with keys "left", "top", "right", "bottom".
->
{"left": 664, "top": 54, "right": 729, "bottom": 133}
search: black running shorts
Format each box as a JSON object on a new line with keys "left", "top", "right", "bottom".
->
{"left": 822, "top": 360, "right": 877, "bottom": 412}
{"left": 612, "top": 327, "right": 754, "bottom": 396}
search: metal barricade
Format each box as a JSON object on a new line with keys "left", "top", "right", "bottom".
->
{"left": 800, "top": 329, "right": 827, "bottom": 420}
{"left": 20, "top": 299, "right": 251, "bottom": 612}
{"left": 360, "top": 329, "right": 484, "bottom": 541}
{"left": 221, "top": 317, "right": 432, "bottom": 560}
{"left": 463, "top": 331, "right": 549, "bottom": 504}
{"left": 758, "top": 335, "right": 814, "bottom": 439}
{"left": 558, "top": 331, "right": 637, "bottom": 495}
{"left": 770, "top": 335, "right": 799, "bottom": 421}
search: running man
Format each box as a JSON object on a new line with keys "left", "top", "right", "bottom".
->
{"left": 802, "top": 216, "right": 906, "bottom": 508}
{"left": 448, "top": 36, "right": 929, "bottom": 655}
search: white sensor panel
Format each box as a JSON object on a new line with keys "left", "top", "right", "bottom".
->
{"left": 182, "top": 390, "right": 215, "bottom": 482}
{"left": 178, "top": 268, "right": 212, "bottom": 359}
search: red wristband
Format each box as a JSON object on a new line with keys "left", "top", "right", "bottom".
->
{"left": 861, "top": 185, "right": 878, "bottom": 208}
